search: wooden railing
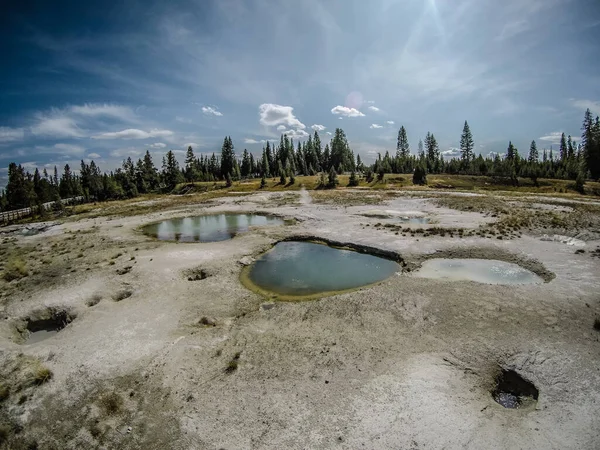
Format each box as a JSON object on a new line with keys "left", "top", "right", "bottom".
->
{"left": 0, "top": 197, "right": 84, "bottom": 225}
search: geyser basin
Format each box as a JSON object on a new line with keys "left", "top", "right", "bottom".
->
{"left": 245, "top": 241, "right": 400, "bottom": 298}
{"left": 414, "top": 258, "right": 542, "bottom": 285}
{"left": 142, "top": 214, "right": 284, "bottom": 243}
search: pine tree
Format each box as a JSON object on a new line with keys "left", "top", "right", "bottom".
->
{"left": 348, "top": 170, "right": 359, "bottom": 187}
{"left": 260, "top": 174, "right": 267, "bottom": 188}
{"left": 412, "top": 164, "right": 427, "bottom": 185}
{"left": 241, "top": 149, "right": 251, "bottom": 178}
{"left": 528, "top": 140, "right": 538, "bottom": 162}
{"left": 327, "top": 166, "right": 339, "bottom": 188}
{"left": 163, "top": 150, "right": 182, "bottom": 190}
{"left": 460, "top": 121, "right": 474, "bottom": 162}
{"left": 418, "top": 139, "right": 425, "bottom": 158}
{"left": 396, "top": 126, "right": 410, "bottom": 158}
{"left": 185, "top": 146, "right": 196, "bottom": 182}
{"left": 567, "top": 135, "right": 574, "bottom": 160}
{"left": 220, "top": 136, "right": 235, "bottom": 180}
{"left": 559, "top": 133, "right": 567, "bottom": 161}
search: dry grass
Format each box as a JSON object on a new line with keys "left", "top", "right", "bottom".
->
{"left": 98, "top": 392, "right": 124, "bottom": 416}
{"left": 2, "top": 257, "right": 28, "bottom": 282}
{"left": 224, "top": 352, "right": 241, "bottom": 374}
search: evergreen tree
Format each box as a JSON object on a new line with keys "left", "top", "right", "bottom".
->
{"left": 185, "top": 146, "right": 197, "bottom": 182}
{"left": 567, "top": 135, "right": 575, "bottom": 160}
{"left": 418, "top": 139, "right": 425, "bottom": 159}
{"left": 559, "top": 133, "right": 567, "bottom": 161}
{"left": 528, "top": 140, "right": 538, "bottom": 162}
{"left": 142, "top": 151, "right": 159, "bottom": 191}
{"left": 327, "top": 166, "right": 339, "bottom": 188}
{"left": 260, "top": 174, "right": 267, "bottom": 188}
{"left": 241, "top": 149, "right": 251, "bottom": 178}
{"left": 163, "top": 150, "right": 182, "bottom": 190}
{"left": 59, "top": 164, "right": 74, "bottom": 198}
{"left": 413, "top": 164, "right": 427, "bottom": 185}
{"left": 220, "top": 136, "right": 235, "bottom": 180}
{"left": 396, "top": 126, "right": 410, "bottom": 158}
{"left": 459, "top": 121, "right": 474, "bottom": 163}
{"left": 348, "top": 170, "right": 359, "bottom": 187}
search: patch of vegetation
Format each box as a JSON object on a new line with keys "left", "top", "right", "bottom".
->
{"left": 30, "top": 364, "right": 53, "bottom": 386}
{"left": 3, "top": 258, "right": 28, "bottom": 282}
{"left": 98, "top": 392, "right": 124, "bottom": 416}
{"left": 224, "top": 352, "right": 241, "bottom": 374}
{"left": 198, "top": 316, "right": 216, "bottom": 327}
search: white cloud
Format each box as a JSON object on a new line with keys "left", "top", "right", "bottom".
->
{"left": 52, "top": 143, "right": 85, "bottom": 155}
{"left": 326, "top": 132, "right": 332, "bottom": 135}
{"left": 202, "top": 106, "right": 223, "bottom": 116}
{"left": 259, "top": 104, "right": 305, "bottom": 129}
{"left": 244, "top": 138, "right": 266, "bottom": 144}
{"left": 280, "top": 129, "right": 309, "bottom": 139}
{"left": 368, "top": 106, "right": 380, "bottom": 112}
{"left": 176, "top": 116, "right": 192, "bottom": 123}
{"left": 31, "top": 113, "right": 85, "bottom": 138}
{"left": 87, "top": 153, "right": 101, "bottom": 158}
{"left": 365, "top": 100, "right": 376, "bottom": 104}
{"left": 539, "top": 131, "right": 566, "bottom": 145}
{"left": 33, "top": 143, "right": 86, "bottom": 155}
{"left": 92, "top": 128, "right": 174, "bottom": 140}
{"left": 69, "top": 103, "right": 136, "bottom": 121}
{"left": 150, "top": 142, "right": 167, "bottom": 148}
{"left": 386, "top": 121, "right": 395, "bottom": 125}
{"left": 370, "top": 124, "right": 383, "bottom": 129}
{"left": 331, "top": 105, "right": 365, "bottom": 117}
{"left": 441, "top": 147, "right": 461, "bottom": 158}
{"left": 311, "top": 124, "right": 326, "bottom": 131}
{"left": 0, "top": 127, "right": 24, "bottom": 142}
{"left": 571, "top": 99, "right": 600, "bottom": 116}
{"left": 276, "top": 125, "right": 286, "bottom": 131}
{"left": 109, "top": 147, "right": 144, "bottom": 158}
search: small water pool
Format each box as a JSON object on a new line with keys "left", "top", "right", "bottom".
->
{"left": 27, "top": 329, "right": 59, "bottom": 344}
{"left": 142, "top": 214, "right": 284, "bottom": 243}
{"left": 245, "top": 241, "right": 400, "bottom": 298}
{"left": 413, "top": 258, "right": 542, "bottom": 284}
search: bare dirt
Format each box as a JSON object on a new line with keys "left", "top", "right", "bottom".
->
{"left": 1, "top": 189, "right": 599, "bottom": 449}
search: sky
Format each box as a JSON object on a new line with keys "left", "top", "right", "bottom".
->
{"left": 1, "top": 0, "right": 599, "bottom": 186}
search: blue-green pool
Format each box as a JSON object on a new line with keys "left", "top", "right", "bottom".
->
{"left": 142, "top": 214, "right": 284, "bottom": 242}
{"left": 247, "top": 241, "right": 400, "bottom": 297}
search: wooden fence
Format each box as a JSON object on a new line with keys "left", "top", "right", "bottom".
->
{"left": 0, "top": 197, "right": 84, "bottom": 226}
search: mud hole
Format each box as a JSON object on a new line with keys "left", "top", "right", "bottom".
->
{"left": 493, "top": 369, "right": 539, "bottom": 409}
{"left": 15, "top": 308, "right": 76, "bottom": 344}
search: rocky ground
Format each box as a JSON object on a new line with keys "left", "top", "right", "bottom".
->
{"left": 0, "top": 189, "right": 599, "bottom": 449}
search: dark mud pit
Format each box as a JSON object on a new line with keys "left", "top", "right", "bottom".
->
{"left": 492, "top": 369, "right": 539, "bottom": 409}
{"left": 23, "top": 310, "right": 74, "bottom": 344}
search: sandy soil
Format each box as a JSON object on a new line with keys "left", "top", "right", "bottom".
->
{"left": 1, "top": 190, "right": 599, "bottom": 449}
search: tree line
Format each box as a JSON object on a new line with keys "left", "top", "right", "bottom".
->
{"left": 1, "top": 108, "right": 599, "bottom": 212}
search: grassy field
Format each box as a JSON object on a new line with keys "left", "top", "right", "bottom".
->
{"left": 6, "top": 173, "right": 596, "bottom": 223}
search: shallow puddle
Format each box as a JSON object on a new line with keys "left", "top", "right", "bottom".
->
{"left": 27, "top": 329, "right": 59, "bottom": 344}
{"left": 414, "top": 258, "right": 542, "bottom": 284}
{"left": 246, "top": 241, "right": 400, "bottom": 297}
{"left": 142, "top": 214, "right": 284, "bottom": 242}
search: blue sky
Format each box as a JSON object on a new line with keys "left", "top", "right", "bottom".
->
{"left": 1, "top": 0, "right": 599, "bottom": 186}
